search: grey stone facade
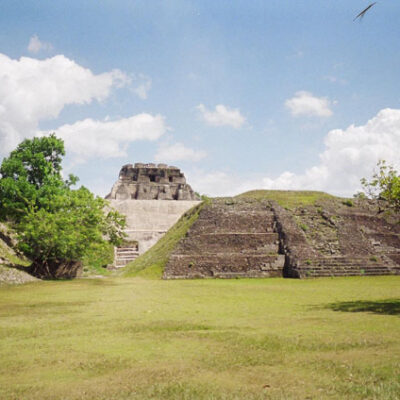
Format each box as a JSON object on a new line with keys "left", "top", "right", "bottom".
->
{"left": 106, "top": 163, "right": 199, "bottom": 201}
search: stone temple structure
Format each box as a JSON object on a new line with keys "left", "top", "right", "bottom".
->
{"left": 106, "top": 163, "right": 199, "bottom": 201}
{"left": 106, "top": 163, "right": 201, "bottom": 267}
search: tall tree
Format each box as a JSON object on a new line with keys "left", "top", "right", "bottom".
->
{"left": 0, "top": 134, "right": 126, "bottom": 278}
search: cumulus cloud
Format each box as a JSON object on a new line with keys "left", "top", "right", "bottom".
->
{"left": 27, "top": 35, "right": 53, "bottom": 54}
{"left": 187, "top": 170, "right": 259, "bottom": 197}
{"left": 38, "top": 114, "right": 166, "bottom": 161}
{"left": 197, "top": 104, "right": 245, "bottom": 129}
{"left": 0, "top": 53, "right": 130, "bottom": 155}
{"left": 285, "top": 91, "right": 333, "bottom": 117}
{"left": 261, "top": 108, "right": 400, "bottom": 196}
{"left": 190, "top": 109, "right": 400, "bottom": 197}
{"left": 132, "top": 74, "right": 152, "bottom": 99}
{"left": 154, "top": 142, "right": 206, "bottom": 163}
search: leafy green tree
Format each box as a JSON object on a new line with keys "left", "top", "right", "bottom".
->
{"left": 0, "top": 134, "right": 70, "bottom": 222}
{"left": 361, "top": 160, "right": 400, "bottom": 214}
{"left": 0, "top": 134, "right": 126, "bottom": 278}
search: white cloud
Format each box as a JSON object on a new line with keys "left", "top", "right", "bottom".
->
{"left": 187, "top": 170, "right": 260, "bottom": 197}
{"left": 154, "top": 142, "right": 206, "bottom": 163}
{"left": 197, "top": 104, "right": 245, "bottom": 129}
{"left": 260, "top": 108, "right": 400, "bottom": 196}
{"left": 0, "top": 53, "right": 130, "bottom": 155}
{"left": 40, "top": 113, "right": 166, "bottom": 161}
{"left": 285, "top": 91, "right": 333, "bottom": 117}
{"left": 132, "top": 74, "right": 152, "bottom": 99}
{"left": 27, "top": 35, "right": 53, "bottom": 54}
{"left": 190, "top": 109, "right": 400, "bottom": 197}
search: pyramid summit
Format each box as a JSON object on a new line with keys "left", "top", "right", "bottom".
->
{"left": 106, "top": 163, "right": 199, "bottom": 201}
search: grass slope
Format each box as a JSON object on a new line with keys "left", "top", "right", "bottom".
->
{"left": 0, "top": 223, "right": 26, "bottom": 266}
{"left": 237, "top": 190, "right": 338, "bottom": 209}
{"left": 0, "top": 223, "right": 33, "bottom": 285}
{"left": 123, "top": 202, "right": 205, "bottom": 278}
{"left": 0, "top": 276, "right": 399, "bottom": 399}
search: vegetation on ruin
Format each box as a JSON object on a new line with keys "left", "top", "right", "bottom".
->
{"left": 0, "top": 223, "right": 34, "bottom": 285}
{"left": 0, "top": 223, "right": 28, "bottom": 267}
{"left": 123, "top": 201, "right": 207, "bottom": 278}
{"left": 0, "top": 135, "right": 126, "bottom": 279}
{"left": 236, "top": 190, "right": 337, "bottom": 209}
{"left": 361, "top": 160, "right": 400, "bottom": 215}
{"left": 0, "top": 276, "right": 399, "bottom": 399}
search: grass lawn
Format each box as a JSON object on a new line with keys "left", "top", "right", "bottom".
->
{"left": 0, "top": 276, "right": 399, "bottom": 400}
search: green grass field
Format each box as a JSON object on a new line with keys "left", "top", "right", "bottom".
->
{"left": 0, "top": 276, "right": 399, "bottom": 399}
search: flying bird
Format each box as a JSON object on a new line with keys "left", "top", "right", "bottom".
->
{"left": 354, "top": 2, "right": 377, "bottom": 21}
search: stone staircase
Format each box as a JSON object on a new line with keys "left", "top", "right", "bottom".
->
{"left": 275, "top": 199, "right": 400, "bottom": 279}
{"left": 164, "top": 198, "right": 400, "bottom": 279}
{"left": 293, "top": 256, "right": 396, "bottom": 278}
{"left": 114, "top": 246, "right": 139, "bottom": 268}
{"left": 164, "top": 199, "right": 285, "bottom": 279}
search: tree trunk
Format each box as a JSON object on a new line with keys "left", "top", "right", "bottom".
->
{"left": 29, "top": 259, "right": 83, "bottom": 279}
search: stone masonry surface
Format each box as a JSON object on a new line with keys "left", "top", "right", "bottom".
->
{"left": 164, "top": 198, "right": 285, "bottom": 279}
{"left": 106, "top": 163, "right": 199, "bottom": 201}
{"left": 163, "top": 197, "right": 400, "bottom": 279}
{"left": 106, "top": 163, "right": 201, "bottom": 262}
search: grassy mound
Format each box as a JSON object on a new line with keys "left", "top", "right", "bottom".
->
{"left": 237, "top": 190, "right": 338, "bottom": 209}
{"left": 123, "top": 202, "right": 206, "bottom": 279}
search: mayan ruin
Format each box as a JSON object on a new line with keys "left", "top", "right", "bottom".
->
{"left": 163, "top": 197, "right": 400, "bottom": 279}
{"left": 106, "top": 163, "right": 201, "bottom": 266}
{"left": 1, "top": 3, "right": 400, "bottom": 397}
{"left": 106, "top": 163, "right": 199, "bottom": 201}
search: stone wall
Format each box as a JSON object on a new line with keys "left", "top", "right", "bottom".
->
{"left": 163, "top": 197, "right": 400, "bottom": 279}
{"left": 274, "top": 199, "right": 400, "bottom": 278}
{"left": 109, "top": 200, "right": 201, "bottom": 254}
{"left": 106, "top": 163, "right": 201, "bottom": 261}
{"left": 164, "top": 198, "right": 285, "bottom": 279}
{"left": 106, "top": 163, "right": 199, "bottom": 201}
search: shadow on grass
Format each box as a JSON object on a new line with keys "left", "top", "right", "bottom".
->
{"left": 325, "top": 299, "right": 400, "bottom": 316}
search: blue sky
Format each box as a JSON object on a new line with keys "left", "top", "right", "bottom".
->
{"left": 0, "top": 1, "right": 399, "bottom": 197}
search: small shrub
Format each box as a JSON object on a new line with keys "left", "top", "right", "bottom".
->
{"left": 300, "top": 223, "right": 309, "bottom": 232}
{"left": 370, "top": 256, "right": 378, "bottom": 262}
{"left": 201, "top": 194, "right": 211, "bottom": 204}
{"left": 305, "top": 259, "right": 312, "bottom": 266}
{"left": 342, "top": 200, "right": 354, "bottom": 207}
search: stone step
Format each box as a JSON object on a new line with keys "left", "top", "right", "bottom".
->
{"left": 299, "top": 263, "right": 392, "bottom": 270}
{"left": 300, "top": 269, "right": 392, "bottom": 274}
{"left": 295, "top": 263, "right": 396, "bottom": 278}
{"left": 178, "top": 233, "right": 279, "bottom": 254}
{"left": 165, "top": 254, "right": 285, "bottom": 279}
{"left": 116, "top": 251, "right": 139, "bottom": 257}
{"left": 189, "top": 215, "right": 276, "bottom": 235}
{"left": 115, "top": 246, "right": 139, "bottom": 268}
{"left": 298, "top": 268, "right": 393, "bottom": 274}
{"left": 298, "top": 255, "right": 396, "bottom": 267}
{"left": 386, "top": 253, "right": 400, "bottom": 264}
